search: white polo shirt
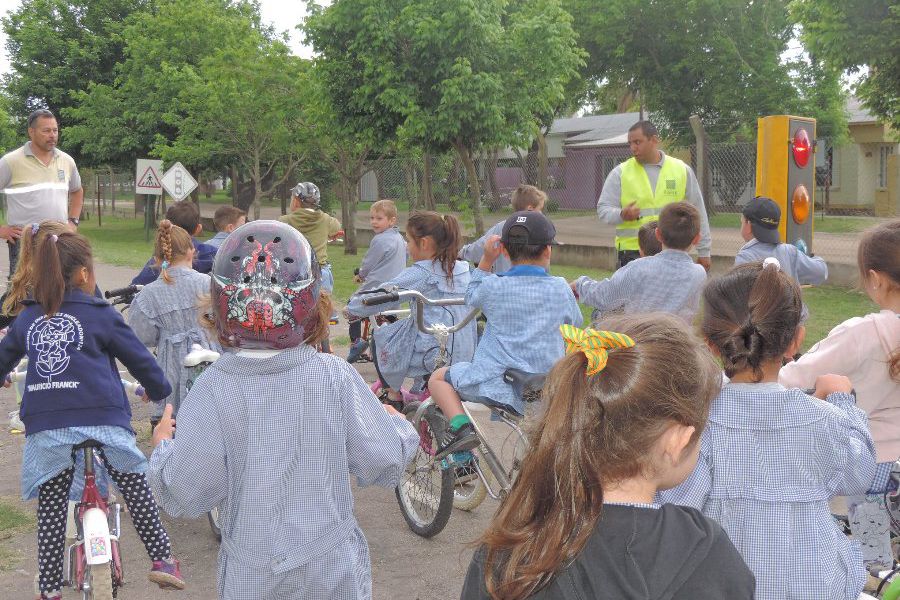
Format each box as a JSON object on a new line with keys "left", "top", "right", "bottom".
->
{"left": 0, "top": 142, "right": 81, "bottom": 226}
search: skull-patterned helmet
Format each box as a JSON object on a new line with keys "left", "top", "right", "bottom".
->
{"left": 290, "top": 182, "right": 321, "bottom": 206}
{"left": 211, "top": 220, "right": 321, "bottom": 349}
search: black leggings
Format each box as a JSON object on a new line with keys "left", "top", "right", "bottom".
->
{"left": 36, "top": 458, "right": 171, "bottom": 595}
{"left": 349, "top": 319, "right": 362, "bottom": 342}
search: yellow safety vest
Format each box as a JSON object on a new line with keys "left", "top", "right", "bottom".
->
{"left": 616, "top": 155, "right": 688, "bottom": 251}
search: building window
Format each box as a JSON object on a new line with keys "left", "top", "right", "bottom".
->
{"left": 879, "top": 145, "right": 896, "bottom": 188}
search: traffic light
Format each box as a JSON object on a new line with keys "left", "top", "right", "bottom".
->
{"left": 755, "top": 115, "right": 816, "bottom": 253}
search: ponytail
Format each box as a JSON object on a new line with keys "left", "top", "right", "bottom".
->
{"left": 3, "top": 221, "right": 69, "bottom": 316}
{"left": 32, "top": 232, "right": 93, "bottom": 316}
{"left": 406, "top": 212, "right": 462, "bottom": 282}
{"left": 154, "top": 219, "right": 193, "bottom": 284}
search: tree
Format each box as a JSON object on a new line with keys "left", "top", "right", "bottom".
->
{"left": 790, "top": 52, "right": 849, "bottom": 143}
{"left": 565, "top": 0, "right": 801, "bottom": 144}
{"left": 793, "top": 0, "right": 899, "bottom": 129}
{"left": 306, "top": 0, "right": 583, "bottom": 234}
{"left": 0, "top": 95, "right": 21, "bottom": 155}
{"left": 158, "top": 39, "right": 314, "bottom": 217}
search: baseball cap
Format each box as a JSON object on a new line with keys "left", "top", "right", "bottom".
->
{"left": 742, "top": 197, "right": 781, "bottom": 245}
{"left": 501, "top": 211, "right": 559, "bottom": 246}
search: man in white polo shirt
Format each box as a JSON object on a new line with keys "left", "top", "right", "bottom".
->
{"left": 0, "top": 109, "right": 84, "bottom": 276}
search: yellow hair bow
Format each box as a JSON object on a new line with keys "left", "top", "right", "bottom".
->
{"left": 559, "top": 325, "right": 635, "bottom": 376}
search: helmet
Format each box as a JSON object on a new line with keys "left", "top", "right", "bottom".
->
{"left": 291, "top": 182, "right": 321, "bottom": 206}
{"left": 211, "top": 220, "right": 321, "bottom": 350}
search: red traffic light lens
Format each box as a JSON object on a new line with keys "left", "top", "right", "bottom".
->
{"left": 792, "top": 128, "right": 811, "bottom": 168}
{"left": 792, "top": 184, "right": 810, "bottom": 224}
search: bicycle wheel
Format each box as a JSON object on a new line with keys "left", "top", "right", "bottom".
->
{"left": 208, "top": 508, "right": 222, "bottom": 542}
{"left": 453, "top": 448, "right": 491, "bottom": 512}
{"left": 395, "top": 403, "right": 454, "bottom": 537}
{"left": 85, "top": 562, "right": 114, "bottom": 600}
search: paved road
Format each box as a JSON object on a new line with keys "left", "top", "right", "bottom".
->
{"left": 0, "top": 258, "right": 496, "bottom": 599}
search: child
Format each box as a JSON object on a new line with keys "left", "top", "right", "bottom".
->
{"left": 637, "top": 220, "right": 662, "bottom": 257}
{"left": 132, "top": 200, "right": 217, "bottom": 285}
{"left": 459, "top": 184, "right": 546, "bottom": 274}
{"left": 0, "top": 232, "right": 185, "bottom": 599}
{"left": 429, "top": 211, "right": 582, "bottom": 456}
{"left": 128, "top": 219, "right": 222, "bottom": 429}
{"left": 207, "top": 205, "right": 247, "bottom": 250}
{"left": 735, "top": 196, "right": 827, "bottom": 285}
{"left": 780, "top": 220, "right": 899, "bottom": 571}
{"left": 278, "top": 182, "right": 342, "bottom": 298}
{"left": 461, "top": 315, "right": 754, "bottom": 599}
{"left": 660, "top": 260, "right": 877, "bottom": 600}
{"left": 347, "top": 199, "right": 407, "bottom": 363}
{"left": 1, "top": 221, "right": 70, "bottom": 328}
{"left": 572, "top": 202, "right": 707, "bottom": 324}
{"left": 147, "top": 220, "right": 417, "bottom": 599}
{"left": 345, "top": 212, "right": 477, "bottom": 402}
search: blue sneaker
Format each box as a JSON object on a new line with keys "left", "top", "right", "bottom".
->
{"left": 346, "top": 339, "right": 369, "bottom": 364}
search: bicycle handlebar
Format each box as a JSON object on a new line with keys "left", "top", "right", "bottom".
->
{"left": 362, "top": 292, "right": 400, "bottom": 306}
{"left": 105, "top": 284, "right": 142, "bottom": 299}
{"left": 361, "top": 288, "right": 479, "bottom": 336}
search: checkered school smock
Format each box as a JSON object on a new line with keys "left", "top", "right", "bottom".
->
{"left": 659, "top": 383, "right": 876, "bottom": 600}
{"left": 148, "top": 345, "right": 418, "bottom": 600}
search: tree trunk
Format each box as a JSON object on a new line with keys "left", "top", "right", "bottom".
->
{"left": 337, "top": 152, "right": 360, "bottom": 255}
{"left": 524, "top": 138, "right": 539, "bottom": 185}
{"left": 107, "top": 165, "right": 116, "bottom": 209}
{"left": 486, "top": 149, "right": 501, "bottom": 211}
{"left": 421, "top": 152, "right": 435, "bottom": 210}
{"left": 230, "top": 166, "right": 240, "bottom": 205}
{"left": 455, "top": 142, "right": 484, "bottom": 235}
{"left": 537, "top": 132, "right": 549, "bottom": 191}
{"left": 405, "top": 160, "right": 419, "bottom": 212}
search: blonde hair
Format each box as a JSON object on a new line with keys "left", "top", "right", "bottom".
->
{"left": 511, "top": 185, "right": 547, "bottom": 211}
{"left": 371, "top": 199, "right": 398, "bottom": 220}
{"left": 3, "top": 221, "right": 70, "bottom": 316}
{"left": 154, "top": 220, "right": 194, "bottom": 284}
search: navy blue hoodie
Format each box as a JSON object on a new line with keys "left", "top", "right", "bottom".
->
{"left": 0, "top": 289, "right": 172, "bottom": 435}
{"left": 131, "top": 238, "right": 217, "bottom": 285}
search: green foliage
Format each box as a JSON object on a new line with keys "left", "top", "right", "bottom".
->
{"left": 565, "top": 0, "right": 801, "bottom": 143}
{"left": 0, "top": 96, "right": 21, "bottom": 155}
{"left": 789, "top": 53, "right": 849, "bottom": 143}
{"left": 793, "top": 0, "right": 899, "bottom": 129}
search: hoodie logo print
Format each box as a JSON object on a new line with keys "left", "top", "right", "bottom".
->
{"left": 27, "top": 313, "right": 84, "bottom": 381}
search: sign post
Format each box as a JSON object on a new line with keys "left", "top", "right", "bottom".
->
{"left": 136, "top": 159, "right": 163, "bottom": 242}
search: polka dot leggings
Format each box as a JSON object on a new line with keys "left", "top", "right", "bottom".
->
{"left": 36, "top": 458, "right": 172, "bottom": 596}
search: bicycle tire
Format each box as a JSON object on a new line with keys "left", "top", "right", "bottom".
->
{"left": 395, "top": 404, "right": 454, "bottom": 537}
{"left": 85, "top": 562, "right": 114, "bottom": 600}
{"left": 208, "top": 508, "right": 222, "bottom": 542}
{"left": 453, "top": 448, "right": 491, "bottom": 512}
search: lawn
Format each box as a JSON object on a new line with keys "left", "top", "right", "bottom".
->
{"left": 707, "top": 211, "right": 886, "bottom": 235}
{"left": 81, "top": 216, "right": 874, "bottom": 351}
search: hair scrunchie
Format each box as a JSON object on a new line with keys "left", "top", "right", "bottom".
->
{"left": 560, "top": 324, "right": 635, "bottom": 376}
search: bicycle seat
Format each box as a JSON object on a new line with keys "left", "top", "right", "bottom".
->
{"left": 72, "top": 439, "right": 103, "bottom": 451}
{"left": 502, "top": 369, "right": 546, "bottom": 403}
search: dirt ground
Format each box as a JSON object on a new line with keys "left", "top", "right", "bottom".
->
{"left": 0, "top": 259, "right": 500, "bottom": 599}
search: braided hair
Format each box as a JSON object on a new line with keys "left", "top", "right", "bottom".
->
{"left": 154, "top": 220, "right": 194, "bottom": 284}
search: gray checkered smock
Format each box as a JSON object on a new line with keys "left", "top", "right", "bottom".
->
{"left": 659, "top": 383, "right": 876, "bottom": 600}
{"left": 148, "top": 345, "right": 418, "bottom": 599}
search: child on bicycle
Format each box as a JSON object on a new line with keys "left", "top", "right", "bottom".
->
{"left": 0, "top": 232, "right": 185, "bottom": 599}
{"left": 462, "top": 315, "right": 755, "bottom": 599}
{"left": 660, "top": 259, "right": 877, "bottom": 600}
{"left": 207, "top": 205, "right": 247, "bottom": 250}
{"left": 128, "top": 219, "right": 222, "bottom": 428}
{"left": 430, "top": 211, "right": 582, "bottom": 457}
{"left": 148, "top": 220, "right": 417, "bottom": 599}
{"left": 345, "top": 212, "right": 477, "bottom": 403}
{"left": 132, "top": 200, "right": 217, "bottom": 285}
{"left": 459, "top": 184, "right": 546, "bottom": 274}
{"left": 1, "top": 221, "right": 70, "bottom": 327}
{"left": 347, "top": 199, "right": 407, "bottom": 363}
{"left": 278, "top": 182, "right": 342, "bottom": 298}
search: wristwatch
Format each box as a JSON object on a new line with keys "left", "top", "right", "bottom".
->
{"left": 68, "top": 217, "right": 80, "bottom": 226}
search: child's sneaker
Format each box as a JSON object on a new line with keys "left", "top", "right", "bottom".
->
{"left": 148, "top": 557, "right": 186, "bottom": 590}
{"left": 346, "top": 339, "right": 369, "bottom": 364}
{"left": 436, "top": 422, "right": 478, "bottom": 459}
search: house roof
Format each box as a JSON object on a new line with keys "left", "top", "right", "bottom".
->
{"left": 550, "top": 112, "right": 642, "bottom": 139}
{"left": 847, "top": 97, "right": 878, "bottom": 125}
{"left": 566, "top": 132, "right": 630, "bottom": 148}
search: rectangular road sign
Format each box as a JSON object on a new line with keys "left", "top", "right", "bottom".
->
{"left": 135, "top": 159, "right": 163, "bottom": 195}
{"left": 161, "top": 162, "right": 198, "bottom": 202}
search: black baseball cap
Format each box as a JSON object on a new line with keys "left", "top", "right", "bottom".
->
{"left": 742, "top": 197, "right": 781, "bottom": 245}
{"left": 501, "top": 211, "right": 559, "bottom": 246}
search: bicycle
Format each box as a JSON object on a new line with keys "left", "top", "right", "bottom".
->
{"left": 103, "top": 285, "right": 143, "bottom": 314}
{"left": 869, "top": 460, "right": 900, "bottom": 599}
{"left": 361, "top": 288, "right": 545, "bottom": 538}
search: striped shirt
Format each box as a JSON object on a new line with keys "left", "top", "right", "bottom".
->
{"left": 0, "top": 142, "right": 81, "bottom": 225}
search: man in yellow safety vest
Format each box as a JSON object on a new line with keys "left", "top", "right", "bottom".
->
{"left": 596, "top": 121, "right": 711, "bottom": 270}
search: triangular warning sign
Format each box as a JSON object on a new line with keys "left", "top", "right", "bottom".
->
{"left": 138, "top": 166, "right": 161, "bottom": 188}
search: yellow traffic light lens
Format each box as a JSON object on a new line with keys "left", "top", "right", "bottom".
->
{"left": 792, "top": 129, "right": 811, "bottom": 167}
{"left": 792, "top": 184, "right": 810, "bottom": 224}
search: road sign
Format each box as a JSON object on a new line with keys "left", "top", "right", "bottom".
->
{"left": 135, "top": 159, "right": 163, "bottom": 195}
{"left": 161, "top": 162, "right": 198, "bottom": 202}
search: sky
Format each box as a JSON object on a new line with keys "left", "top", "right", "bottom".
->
{"left": 0, "top": 0, "right": 327, "bottom": 75}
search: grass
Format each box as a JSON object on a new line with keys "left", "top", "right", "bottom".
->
{"left": 81, "top": 215, "right": 875, "bottom": 352}
{"left": 707, "top": 211, "right": 886, "bottom": 235}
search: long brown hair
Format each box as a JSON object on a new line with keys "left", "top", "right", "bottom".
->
{"left": 406, "top": 212, "right": 461, "bottom": 282}
{"left": 702, "top": 261, "right": 802, "bottom": 381}
{"left": 3, "top": 220, "right": 70, "bottom": 316}
{"left": 858, "top": 219, "right": 900, "bottom": 381}
{"left": 154, "top": 219, "right": 194, "bottom": 283}
{"left": 479, "top": 314, "right": 721, "bottom": 599}
{"left": 33, "top": 232, "right": 94, "bottom": 316}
